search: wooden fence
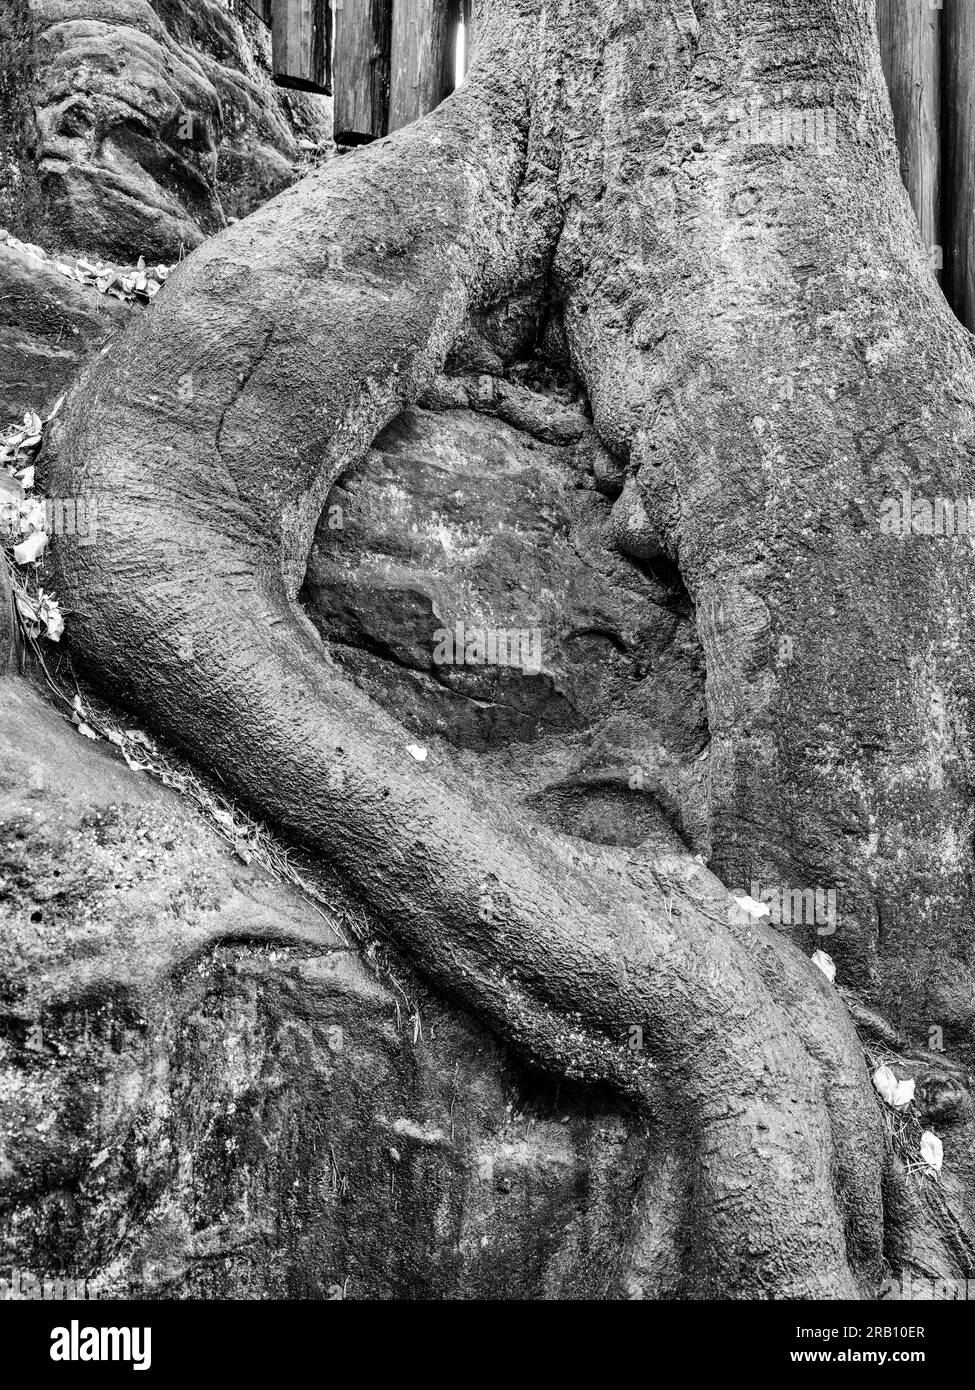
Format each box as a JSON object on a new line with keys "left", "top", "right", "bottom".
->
{"left": 242, "top": 2, "right": 975, "bottom": 331}
{"left": 237, "top": 0, "right": 470, "bottom": 142}
{"left": 876, "top": 0, "right": 975, "bottom": 330}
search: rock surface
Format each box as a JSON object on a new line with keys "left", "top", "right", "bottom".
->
{"left": 0, "top": 0, "right": 331, "bottom": 266}
{"left": 0, "top": 676, "right": 664, "bottom": 1298}
{"left": 3, "top": 1, "right": 972, "bottom": 1297}
{"left": 0, "top": 240, "right": 132, "bottom": 419}
{"left": 302, "top": 378, "right": 712, "bottom": 861}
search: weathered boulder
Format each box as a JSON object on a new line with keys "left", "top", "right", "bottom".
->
{"left": 0, "top": 0, "right": 330, "bottom": 266}
{"left": 0, "top": 239, "right": 131, "bottom": 419}
{"left": 0, "top": 676, "right": 663, "bottom": 1298}
{"left": 0, "top": 0, "right": 332, "bottom": 422}
{"left": 302, "top": 382, "right": 711, "bottom": 858}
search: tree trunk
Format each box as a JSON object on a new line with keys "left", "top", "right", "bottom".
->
{"left": 41, "top": 0, "right": 975, "bottom": 1296}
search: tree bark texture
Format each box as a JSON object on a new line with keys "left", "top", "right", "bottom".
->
{"left": 40, "top": 0, "right": 975, "bottom": 1296}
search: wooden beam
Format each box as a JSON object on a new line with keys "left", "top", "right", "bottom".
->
{"left": 331, "top": 0, "right": 461, "bottom": 143}
{"left": 387, "top": 0, "right": 454, "bottom": 134}
{"left": 459, "top": 0, "right": 472, "bottom": 79}
{"left": 944, "top": 0, "right": 975, "bottom": 329}
{"left": 239, "top": 0, "right": 273, "bottom": 24}
{"left": 876, "top": 0, "right": 941, "bottom": 276}
{"left": 272, "top": 0, "right": 332, "bottom": 96}
{"left": 333, "top": 0, "right": 393, "bottom": 143}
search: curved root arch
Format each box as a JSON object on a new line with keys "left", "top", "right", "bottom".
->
{"left": 41, "top": 5, "right": 890, "bottom": 1298}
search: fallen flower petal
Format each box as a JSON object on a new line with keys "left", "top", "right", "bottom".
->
{"left": 872, "top": 1065, "right": 898, "bottom": 1105}
{"left": 872, "top": 1066, "right": 915, "bottom": 1110}
{"left": 811, "top": 949, "right": 836, "bottom": 983}
{"left": 13, "top": 531, "right": 48, "bottom": 564}
{"left": 15, "top": 592, "right": 38, "bottom": 623}
{"left": 731, "top": 894, "right": 771, "bottom": 919}
{"left": 920, "top": 1131, "right": 944, "bottom": 1173}
{"left": 892, "top": 1077, "right": 916, "bottom": 1107}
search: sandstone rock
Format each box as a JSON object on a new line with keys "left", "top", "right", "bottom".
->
{"left": 302, "top": 388, "right": 711, "bottom": 856}
{"left": 0, "top": 676, "right": 662, "bottom": 1297}
{"left": 0, "top": 0, "right": 331, "bottom": 265}
{"left": 0, "top": 240, "right": 131, "bottom": 418}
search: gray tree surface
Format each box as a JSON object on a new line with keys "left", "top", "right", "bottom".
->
{"left": 26, "top": 0, "right": 975, "bottom": 1297}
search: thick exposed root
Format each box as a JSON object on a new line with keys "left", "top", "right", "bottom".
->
{"left": 38, "top": 21, "right": 893, "bottom": 1298}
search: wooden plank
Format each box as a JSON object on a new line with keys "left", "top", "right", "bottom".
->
{"left": 333, "top": 0, "right": 393, "bottom": 143}
{"left": 387, "top": 0, "right": 454, "bottom": 134}
{"left": 460, "top": 0, "right": 472, "bottom": 79}
{"left": 272, "top": 0, "right": 332, "bottom": 96}
{"left": 944, "top": 0, "right": 975, "bottom": 329}
{"left": 239, "top": 0, "right": 273, "bottom": 24}
{"left": 876, "top": 0, "right": 941, "bottom": 276}
{"left": 437, "top": 0, "right": 468, "bottom": 100}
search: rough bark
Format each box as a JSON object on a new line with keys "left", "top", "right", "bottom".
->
{"left": 39, "top": 0, "right": 975, "bottom": 1296}
{"left": 0, "top": 675, "right": 658, "bottom": 1301}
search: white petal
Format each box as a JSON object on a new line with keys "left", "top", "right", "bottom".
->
{"left": 891, "top": 1077, "right": 916, "bottom": 1109}
{"left": 920, "top": 1131, "right": 944, "bottom": 1173}
{"left": 13, "top": 530, "right": 48, "bottom": 564}
{"left": 811, "top": 949, "right": 836, "bottom": 983}
{"left": 15, "top": 592, "right": 38, "bottom": 623}
{"left": 731, "top": 894, "right": 771, "bottom": 919}
{"left": 872, "top": 1065, "right": 899, "bottom": 1106}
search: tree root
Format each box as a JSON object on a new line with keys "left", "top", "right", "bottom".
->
{"left": 38, "top": 9, "right": 907, "bottom": 1298}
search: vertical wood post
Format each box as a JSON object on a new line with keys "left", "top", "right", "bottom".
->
{"left": 458, "top": 0, "right": 472, "bottom": 78}
{"left": 332, "top": 0, "right": 393, "bottom": 143}
{"left": 876, "top": 0, "right": 941, "bottom": 276}
{"left": 943, "top": 0, "right": 975, "bottom": 330}
{"left": 239, "top": 0, "right": 273, "bottom": 24}
{"left": 272, "top": 0, "right": 332, "bottom": 96}
{"left": 387, "top": 0, "right": 455, "bottom": 133}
